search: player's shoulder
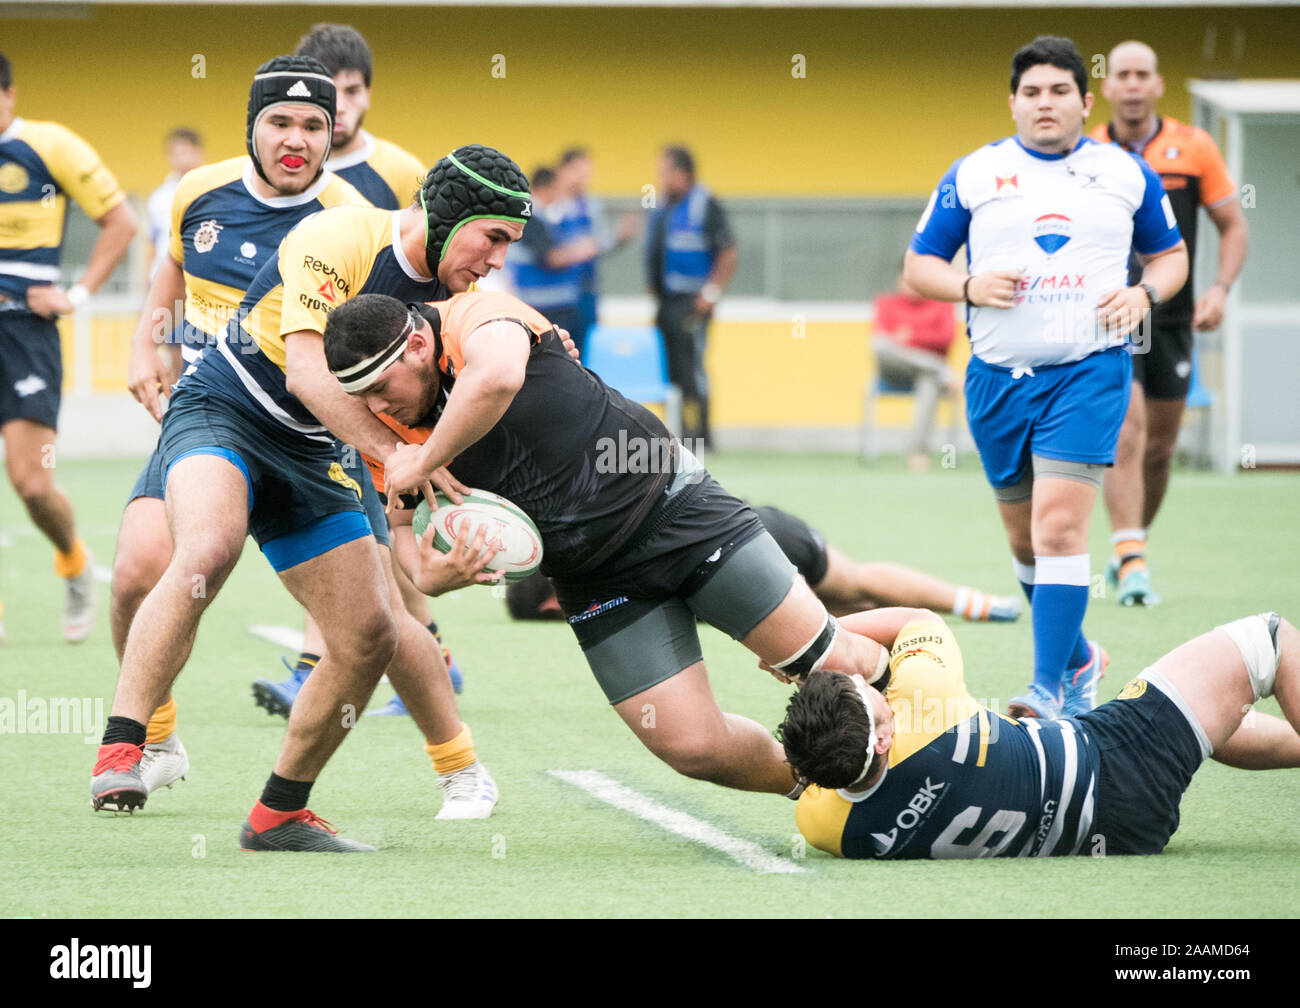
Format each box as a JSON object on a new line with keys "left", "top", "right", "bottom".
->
{"left": 370, "top": 135, "right": 426, "bottom": 175}
{"left": 285, "top": 200, "right": 388, "bottom": 247}
{"left": 319, "top": 170, "right": 373, "bottom": 209}
{"left": 173, "top": 156, "right": 247, "bottom": 207}
{"left": 369, "top": 136, "right": 427, "bottom": 204}
{"left": 795, "top": 784, "right": 850, "bottom": 858}
{"left": 1162, "top": 117, "right": 1224, "bottom": 157}
{"left": 10, "top": 119, "right": 97, "bottom": 161}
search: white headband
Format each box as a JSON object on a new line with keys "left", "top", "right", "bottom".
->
{"left": 331, "top": 313, "right": 417, "bottom": 394}
{"left": 850, "top": 675, "right": 880, "bottom": 785}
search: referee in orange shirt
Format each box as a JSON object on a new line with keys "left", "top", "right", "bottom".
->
{"left": 1092, "top": 40, "right": 1248, "bottom": 607}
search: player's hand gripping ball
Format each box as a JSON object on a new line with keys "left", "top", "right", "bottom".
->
{"left": 412, "top": 489, "right": 543, "bottom": 582}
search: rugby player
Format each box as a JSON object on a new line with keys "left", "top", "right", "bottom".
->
{"left": 1092, "top": 41, "right": 1248, "bottom": 607}
{"left": 323, "top": 289, "right": 886, "bottom": 797}
{"left": 0, "top": 50, "right": 137, "bottom": 643}
{"left": 780, "top": 608, "right": 1298, "bottom": 859}
{"left": 505, "top": 505, "right": 1022, "bottom": 624}
{"left": 905, "top": 36, "right": 1188, "bottom": 720}
{"left": 110, "top": 55, "right": 368, "bottom": 796}
{"left": 91, "top": 146, "right": 531, "bottom": 848}
{"left": 255, "top": 22, "right": 465, "bottom": 714}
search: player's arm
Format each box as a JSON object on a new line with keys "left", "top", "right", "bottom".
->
{"left": 26, "top": 201, "right": 137, "bottom": 319}
{"left": 126, "top": 253, "right": 187, "bottom": 422}
{"left": 392, "top": 520, "right": 502, "bottom": 596}
{"left": 838, "top": 608, "right": 942, "bottom": 652}
{"left": 284, "top": 329, "right": 417, "bottom": 466}
{"left": 1097, "top": 241, "right": 1189, "bottom": 339}
{"left": 383, "top": 319, "right": 530, "bottom": 508}
{"left": 1193, "top": 197, "right": 1248, "bottom": 331}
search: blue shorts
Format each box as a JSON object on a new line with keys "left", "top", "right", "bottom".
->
{"left": 965, "top": 346, "right": 1131, "bottom": 489}
{"left": 335, "top": 438, "right": 390, "bottom": 549}
{"left": 128, "top": 446, "right": 166, "bottom": 504}
{"left": 1077, "top": 674, "right": 1206, "bottom": 855}
{"left": 158, "top": 383, "right": 373, "bottom": 569}
{"left": 0, "top": 309, "right": 62, "bottom": 430}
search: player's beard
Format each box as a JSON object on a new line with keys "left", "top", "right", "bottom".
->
{"left": 334, "top": 112, "right": 366, "bottom": 154}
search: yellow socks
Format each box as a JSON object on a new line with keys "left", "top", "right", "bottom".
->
{"left": 425, "top": 723, "right": 477, "bottom": 775}
{"left": 146, "top": 695, "right": 178, "bottom": 745}
{"left": 54, "top": 539, "right": 88, "bottom": 580}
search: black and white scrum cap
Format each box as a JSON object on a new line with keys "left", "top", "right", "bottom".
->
{"left": 245, "top": 55, "right": 336, "bottom": 184}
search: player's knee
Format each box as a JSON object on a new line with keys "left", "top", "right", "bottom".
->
{"left": 172, "top": 536, "right": 243, "bottom": 585}
{"left": 11, "top": 468, "right": 52, "bottom": 507}
{"left": 111, "top": 543, "right": 168, "bottom": 605}
{"left": 1145, "top": 431, "right": 1178, "bottom": 467}
{"left": 332, "top": 607, "right": 398, "bottom": 673}
{"left": 660, "top": 739, "right": 727, "bottom": 781}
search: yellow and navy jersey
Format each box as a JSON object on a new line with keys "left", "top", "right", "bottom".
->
{"left": 326, "top": 132, "right": 425, "bottom": 211}
{"left": 168, "top": 156, "right": 368, "bottom": 358}
{"left": 191, "top": 203, "right": 448, "bottom": 440}
{"left": 0, "top": 117, "right": 125, "bottom": 300}
{"left": 796, "top": 619, "right": 1100, "bottom": 859}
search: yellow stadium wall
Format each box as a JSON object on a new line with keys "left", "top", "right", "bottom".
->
{"left": 9, "top": 4, "right": 1296, "bottom": 432}
{"left": 4, "top": 5, "right": 1298, "bottom": 199}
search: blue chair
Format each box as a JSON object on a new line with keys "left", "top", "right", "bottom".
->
{"left": 583, "top": 324, "right": 682, "bottom": 436}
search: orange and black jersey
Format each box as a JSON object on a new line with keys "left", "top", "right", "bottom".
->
{"left": 368, "top": 290, "right": 686, "bottom": 580}
{"left": 1091, "top": 117, "right": 1236, "bottom": 323}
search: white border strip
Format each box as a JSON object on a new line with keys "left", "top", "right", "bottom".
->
{"left": 548, "top": 769, "right": 806, "bottom": 874}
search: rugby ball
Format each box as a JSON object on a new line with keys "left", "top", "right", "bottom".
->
{"left": 412, "top": 489, "right": 543, "bottom": 582}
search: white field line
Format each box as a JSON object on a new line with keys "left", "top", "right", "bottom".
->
{"left": 548, "top": 769, "right": 806, "bottom": 874}
{"left": 248, "top": 624, "right": 306, "bottom": 652}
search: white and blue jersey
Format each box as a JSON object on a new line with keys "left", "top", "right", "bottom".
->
{"left": 911, "top": 136, "right": 1181, "bottom": 370}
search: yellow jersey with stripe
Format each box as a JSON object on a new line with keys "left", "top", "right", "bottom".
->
{"left": 168, "top": 156, "right": 368, "bottom": 359}
{"left": 326, "top": 131, "right": 425, "bottom": 211}
{"left": 796, "top": 619, "right": 1100, "bottom": 859}
{"left": 0, "top": 117, "right": 125, "bottom": 300}
{"left": 198, "top": 204, "right": 448, "bottom": 439}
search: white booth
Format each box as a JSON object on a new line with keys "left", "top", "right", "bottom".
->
{"left": 1189, "top": 79, "right": 1300, "bottom": 472}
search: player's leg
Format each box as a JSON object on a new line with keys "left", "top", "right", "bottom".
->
{"left": 110, "top": 479, "right": 190, "bottom": 793}
{"left": 815, "top": 546, "right": 1020, "bottom": 622}
{"left": 1141, "top": 396, "right": 1186, "bottom": 529}
{"left": 239, "top": 531, "right": 395, "bottom": 851}
{"left": 1102, "top": 380, "right": 1149, "bottom": 594}
{"left": 91, "top": 453, "right": 248, "bottom": 812}
{"left": 2, "top": 418, "right": 96, "bottom": 641}
{"left": 372, "top": 540, "right": 495, "bottom": 817}
{"left": 1146, "top": 614, "right": 1298, "bottom": 761}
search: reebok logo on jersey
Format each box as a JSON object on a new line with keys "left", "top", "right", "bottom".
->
{"left": 14, "top": 374, "right": 47, "bottom": 397}
{"left": 287, "top": 80, "right": 312, "bottom": 98}
{"left": 317, "top": 280, "right": 338, "bottom": 303}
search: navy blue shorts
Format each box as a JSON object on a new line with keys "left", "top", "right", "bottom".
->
{"left": 1077, "top": 675, "right": 1207, "bottom": 856}
{"left": 159, "top": 383, "right": 372, "bottom": 569}
{"left": 128, "top": 445, "right": 166, "bottom": 504}
{"left": 0, "top": 310, "right": 62, "bottom": 430}
{"left": 965, "top": 346, "right": 1131, "bottom": 489}
{"left": 336, "top": 439, "right": 390, "bottom": 549}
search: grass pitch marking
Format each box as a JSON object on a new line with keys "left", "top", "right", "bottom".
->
{"left": 248, "top": 624, "right": 306, "bottom": 652}
{"left": 548, "top": 769, "right": 806, "bottom": 874}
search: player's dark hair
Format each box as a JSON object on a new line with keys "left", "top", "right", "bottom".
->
{"left": 559, "top": 146, "right": 589, "bottom": 165}
{"left": 776, "top": 671, "right": 876, "bottom": 790}
{"left": 0, "top": 52, "right": 12, "bottom": 91}
{"left": 662, "top": 145, "right": 695, "bottom": 177}
{"left": 295, "top": 23, "right": 373, "bottom": 86}
{"left": 505, "top": 571, "right": 563, "bottom": 621}
{"left": 165, "top": 126, "right": 202, "bottom": 147}
{"left": 1011, "top": 35, "right": 1088, "bottom": 97}
{"left": 323, "top": 293, "right": 412, "bottom": 374}
{"left": 531, "top": 166, "right": 557, "bottom": 189}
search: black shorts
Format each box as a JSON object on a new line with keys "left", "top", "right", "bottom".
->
{"left": 1077, "top": 672, "right": 1208, "bottom": 856}
{"left": 1129, "top": 320, "right": 1193, "bottom": 400}
{"left": 750, "top": 505, "right": 829, "bottom": 588}
{"left": 128, "top": 446, "right": 166, "bottom": 504}
{"left": 0, "top": 310, "right": 62, "bottom": 430}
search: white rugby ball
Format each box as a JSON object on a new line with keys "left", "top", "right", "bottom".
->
{"left": 412, "top": 489, "right": 543, "bottom": 582}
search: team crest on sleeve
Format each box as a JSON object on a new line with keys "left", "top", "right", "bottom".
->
{"left": 194, "top": 219, "right": 224, "bottom": 253}
{"left": 1032, "top": 213, "right": 1071, "bottom": 254}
